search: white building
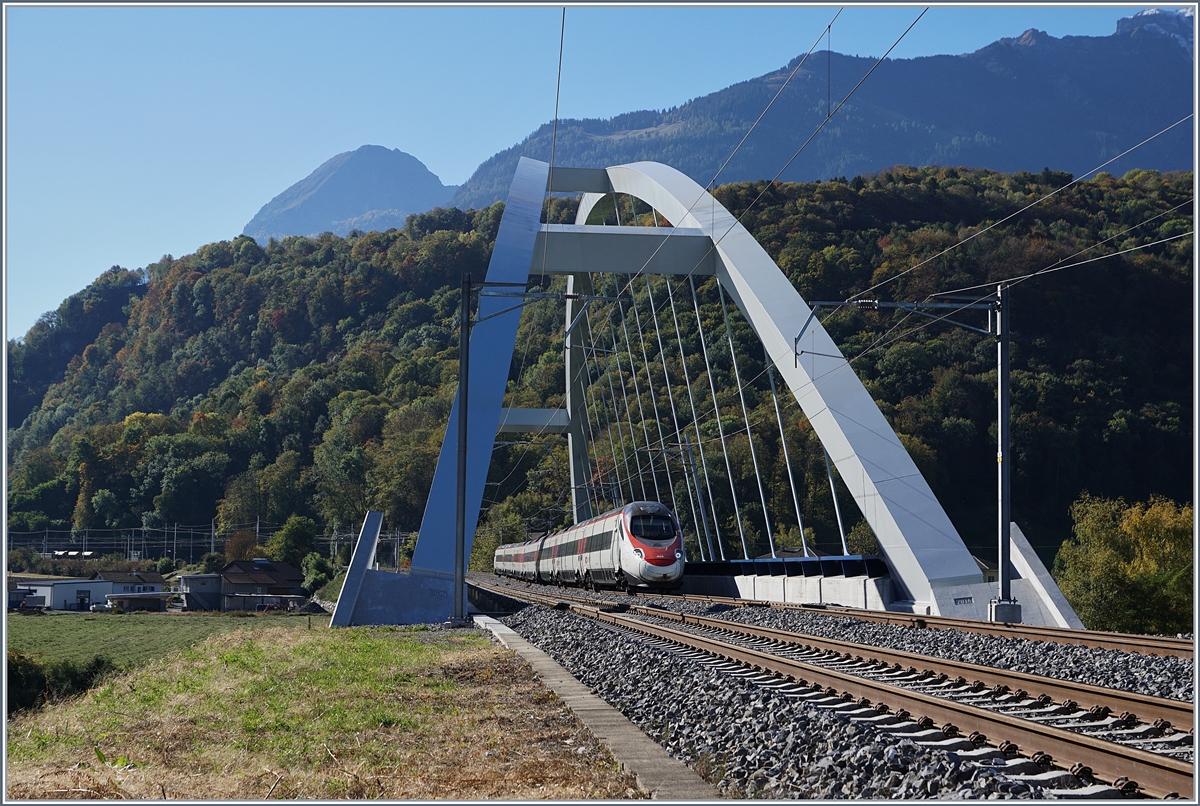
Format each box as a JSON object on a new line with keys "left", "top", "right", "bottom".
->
{"left": 25, "top": 578, "right": 114, "bottom": 611}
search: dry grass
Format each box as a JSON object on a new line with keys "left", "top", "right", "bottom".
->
{"left": 6, "top": 625, "right": 644, "bottom": 800}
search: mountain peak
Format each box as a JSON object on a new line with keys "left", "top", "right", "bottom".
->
{"left": 244, "top": 145, "right": 458, "bottom": 242}
{"left": 1013, "top": 28, "right": 1052, "bottom": 47}
{"left": 1116, "top": 7, "right": 1194, "bottom": 55}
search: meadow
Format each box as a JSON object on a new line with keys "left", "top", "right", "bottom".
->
{"left": 6, "top": 610, "right": 329, "bottom": 668}
{"left": 5, "top": 622, "right": 642, "bottom": 799}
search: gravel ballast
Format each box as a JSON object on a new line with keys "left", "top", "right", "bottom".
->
{"left": 501, "top": 605, "right": 1055, "bottom": 799}
{"left": 493, "top": 581, "right": 1194, "bottom": 702}
{"left": 641, "top": 597, "right": 1195, "bottom": 703}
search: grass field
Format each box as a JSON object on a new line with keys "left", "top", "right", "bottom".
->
{"left": 5, "top": 623, "right": 642, "bottom": 800}
{"left": 6, "top": 611, "right": 330, "bottom": 668}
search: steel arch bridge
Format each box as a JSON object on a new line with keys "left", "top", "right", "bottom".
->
{"left": 332, "top": 158, "right": 1082, "bottom": 629}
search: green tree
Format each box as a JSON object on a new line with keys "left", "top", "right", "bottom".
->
{"left": 266, "top": 516, "right": 317, "bottom": 568}
{"left": 301, "top": 551, "right": 335, "bottom": 594}
{"left": 1053, "top": 494, "right": 1193, "bottom": 634}
{"left": 199, "top": 552, "right": 225, "bottom": 573}
{"left": 846, "top": 519, "right": 879, "bottom": 555}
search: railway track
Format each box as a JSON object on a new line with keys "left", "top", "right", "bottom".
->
{"left": 663, "top": 592, "right": 1194, "bottom": 660}
{"left": 472, "top": 578, "right": 1195, "bottom": 798}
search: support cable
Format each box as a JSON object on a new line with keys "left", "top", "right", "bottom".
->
{"left": 720, "top": 284, "right": 776, "bottom": 557}
{"left": 630, "top": 278, "right": 679, "bottom": 511}
{"left": 765, "top": 346, "right": 809, "bottom": 556}
{"left": 619, "top": 290, "right": 662, "bottom": 503}
{"left": 572, "top": 316, "right": 600, "bottom": 517}
{"left": 594, "top": 289, "right": 639, "bottom": 501}
{"left": 602, "top": 276, "right": 649, "bottom": 501}
{"left": 850, "top": 229, "right": 1195, "bottom": 365}
{"left": 849, "top": 113, "right": 1194, "bottom": 302}
{"left": 691, "top": 276, "right": 749, "bottom": 559}
{"left": 667, "top": 278, "right": 725, "bottom": 558}
{"left": 824, "top": 447, "right": 850, "bottom": 555}
{"left": 646, "top": 277, "right": 710, "bottom": 560}
{"left": 583, "top": 294, "right": 626, "bottom": 507}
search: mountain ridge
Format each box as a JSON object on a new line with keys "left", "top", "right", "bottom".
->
{"left": 449, "top": 9, "right": 1193, "bottom": 209}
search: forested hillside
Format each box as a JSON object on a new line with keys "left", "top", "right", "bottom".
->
{"left": 7, "top": 167, "right": 1192, "bottom": 568}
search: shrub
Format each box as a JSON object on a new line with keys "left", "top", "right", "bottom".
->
{"left": 7, "top": 650, "right": 117, "bottom": 714}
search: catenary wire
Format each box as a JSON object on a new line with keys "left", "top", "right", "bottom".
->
{"left": 848, "top": 113, "right": 1194, "bottom": 302}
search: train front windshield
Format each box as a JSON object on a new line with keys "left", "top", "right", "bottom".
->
{"left": 629, "top": 514, "right": 676, "bottom": 540}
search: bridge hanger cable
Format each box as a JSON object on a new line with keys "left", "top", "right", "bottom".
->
{"left": 600, "top": 275, "right": 645, "bottom": 501}
{"left": 666, "top": 278, "right": 725, "bottom": 557}
{"left": 646, "top": 276, "right": 713, "bottom": 559}
{"left": 597, "top": 287, "right": 639, "bottom": 502}
{"left": 618, "top": 289, "right": 662, "bottom": 503}
{"left": 720, "top": 283, "right": 777, "bottom": 557}
{"left": 765, "top": 344, "right": 810, "bottom": 556}
{"left": 539, "top": 9, "right": 919, "bottom": 530}
{"left": 602, "top": 276, "right": 649, "bottom": 500}
{"left": 585, "top": 295, "right": 632, "bottom": 505}
{"left": 631, "top": 277, "right": 702, "bottom": 556}
{"left": 691, "top": 275, "right": 750, "bottom": 559}
{"left": 493, "top": 187, "right": 1192, "bottom": 500}
{"left": 581, "top": 290, "right": 619, "bottom": 507}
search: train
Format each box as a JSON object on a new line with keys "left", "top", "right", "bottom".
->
{"left": 493, "top": 501, "right": 685, "bottom": 591}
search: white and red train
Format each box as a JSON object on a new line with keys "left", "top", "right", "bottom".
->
{"left": 493, "top": 501, "right": 685, "bottom": 591}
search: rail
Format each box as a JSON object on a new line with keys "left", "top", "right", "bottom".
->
{"left": 471, "top": 578, "right": 1195, "bottom": 798}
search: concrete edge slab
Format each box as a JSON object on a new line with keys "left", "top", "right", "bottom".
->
{"left": 474, "top": 615, "right": 721, "bottom": 801}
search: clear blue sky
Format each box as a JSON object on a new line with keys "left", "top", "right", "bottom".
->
{"left": 4, "top": 4, "right": 1155, "bottom": 339}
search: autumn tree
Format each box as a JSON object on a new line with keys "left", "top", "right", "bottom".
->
{"left": 224, "top": 530, "right": 260, "bottom": 562}
{"left": 1053, "top": 494, "right": 1193, "bottom": 634}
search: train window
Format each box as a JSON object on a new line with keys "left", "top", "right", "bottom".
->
{"left": 629, "top": 515, "right": 675, "bottom": 539}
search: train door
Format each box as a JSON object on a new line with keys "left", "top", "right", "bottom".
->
{"left": 610, "top": 517, "right": 624, "bottom": 585}
{"left": 581, "top": 522, "right": 595, "bottom": 582}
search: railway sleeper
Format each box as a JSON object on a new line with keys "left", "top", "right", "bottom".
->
{"left": 1040, "top": 783, "right": 1131, "bottom": 799}
{"left": 1005, "top": 704, "right": 1080, "bottom": 719}
{"left": 1097, "top": 724, "right": 1164, "bottom": 741}
{"left": 914, "top": 736, "right": 981, "bottom": 752}
{"left": 1128, "top": 733, "right": 1193, "bottom": 749}
{"left": 968, "top": 757, "right": 1049, "bottom": 775}
{"left": 1007, "top": 769, "right": 1085, "bottom": 788}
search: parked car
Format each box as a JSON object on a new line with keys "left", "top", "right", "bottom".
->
{"left": 90, "top": 602, "right": 112, "bottom": 612}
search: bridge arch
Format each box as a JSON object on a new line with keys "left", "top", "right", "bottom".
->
{"left": 332, "top": 158, "right": 1080, "bottom": 627}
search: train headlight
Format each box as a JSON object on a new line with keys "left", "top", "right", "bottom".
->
{"left": 674, "top": 549, "right": 683, "bottom": 559}
{"left": 633, "top": 548, "right": 644, "bottom": 559}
